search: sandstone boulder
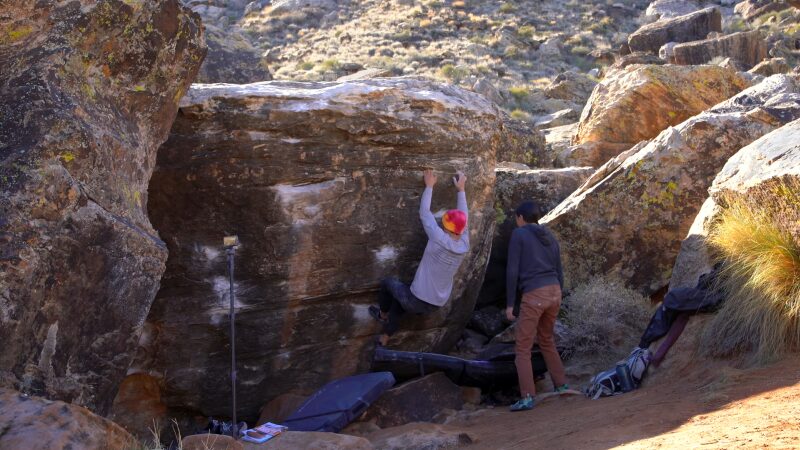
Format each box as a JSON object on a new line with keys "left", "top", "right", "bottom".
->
{"left": 242, "top": 431, "right": 373, "bottom": 450}
{"left": 645, "top": 0, "right": 705, "bottom": 20}
{"left": 628, "top": 7, "right": 722, "bottom": 54}
{"left": 542, "top": 74, "right": 800, "bottom": 295}
{"left": 673, "top": 30, "right": 769, "bottom": 69}
{"left": 499, "top": 116, "right": 549, "bottom": 166}
{"left": 671, "top": 117, "right": 800, "bottom": 289}
{"left": 734, "top": 0, "right": 800, "bottom": 21}
{"left": 569, "top": 64, "right": 749, "bottom": 167}
{"left": 610, "top": 51, "right": 666, "bottom": 70}
{"left": 367, "top": 423, "right": 474, "bottom": 450}
{"left": 543, "top": 71, "right": 599, "bottom": 106}
{"left": 108, "top": 373, "right": 168, "bottom": 440}
{"left": 256, "top": 393, "right": 308, "bottom": 425}
{"left": 183, "top": 434, "right": 243, "bottom": 450}
{"left": 476, "top": 167, "right": 593, "bottom": 307}
{"left": 0, "top": 388, "right": 135, "bottom": 450}
{"left": 0, "top": 0, "right": 205, "bottom": 414}
{"left": 749, "top": 57, "right": 791, "bottom": 76}
{"left": 128, "top": 79, "right": 501, "bottom": 420}
{"left": 197, "top": 25, "right": 272, "bottom": 84}
{"left": 544, "top": 123, "right": 578, "bottom": 165}
{"left": 358, "top": 372, "right": 463, "bottom": 428}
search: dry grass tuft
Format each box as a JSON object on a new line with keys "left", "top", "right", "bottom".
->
{"left": 561, "top": 277, "right": 652, "bottom": 370}
{"left": 703, "top": 178, "right": 800, "bottom": 364}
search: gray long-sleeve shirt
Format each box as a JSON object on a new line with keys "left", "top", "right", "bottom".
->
{"left": 410, "top": 188, "right": 469, "bottom": 306}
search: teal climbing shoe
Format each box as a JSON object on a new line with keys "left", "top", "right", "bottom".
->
{"left": 509, "top": 395, "right": 535, "bottom": 412}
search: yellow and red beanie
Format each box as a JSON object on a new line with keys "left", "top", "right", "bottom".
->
{"left": 442, "top": 209, "right": 467, "bottom": 235}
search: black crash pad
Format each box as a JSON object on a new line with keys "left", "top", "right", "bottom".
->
{"left": 371, "top": 345, "right": 550, "bottom": 387}
{"left": 281, "top": 372, "right": 395, "bottom": 432}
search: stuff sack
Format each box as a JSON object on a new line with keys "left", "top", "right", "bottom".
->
{"left": 584, "top": 347, "right": 651, "bottom": 399}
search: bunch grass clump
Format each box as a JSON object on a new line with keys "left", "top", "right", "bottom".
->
{"left": 703, "top": 178, "right": 800, "bottom": 364}
{"left": 561, "top": 277, "right": 652, "bottom": 362}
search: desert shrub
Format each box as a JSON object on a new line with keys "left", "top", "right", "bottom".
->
{"left": 297, "top": 61, "right": 315, "bottom": 71}
{"left": 440, "top": 64, "right": 469, "bottom": 82}
{"left": 560, "top": 277, "right": 652, "bottom": 363}
{"left": 570, "top": 45, "right": 591, "bottom": 56}
{"left": 499, "top": 2, "right": 515, "bottom": 13}
{"left": 702, "top": 178, "right": 800, "bottom": 363}
{"left": 509, "top": 109, "right": 531, "bottom": 121}
{"left": 517, "top": 25, "right": 536, "bottom": 39}
{"left": 317, "top": 58, "right": 340, "bottom": 72}
{"left": 507, "top": 85, "right": 530, "bottom": 101}
{"left": 725, "top": 17, "right": 750, "bottom": 33}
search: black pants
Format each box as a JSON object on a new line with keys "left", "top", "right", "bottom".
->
{"left": 378, "top": 277, "right": 438, "bottom": 336}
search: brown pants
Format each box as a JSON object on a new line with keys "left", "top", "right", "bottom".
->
{"left": 514, "top": 284, "right": 566, "bottom": 397}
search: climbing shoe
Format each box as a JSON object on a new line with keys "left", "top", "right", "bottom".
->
{"left": 509, "top": 395, "right": 535, "bottom": 412}
{"left": 555, "top": 384, "right": 570, "bottom": 394}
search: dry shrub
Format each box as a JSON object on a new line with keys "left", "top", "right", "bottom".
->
{"left": 702, "top": 178, "right": 800, "bottom": 364}
{"left": 560, "top": 277, "right": 652, "bottom": 370}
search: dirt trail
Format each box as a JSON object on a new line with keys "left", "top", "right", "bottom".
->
{"left": 448, "top": 357, "right": 800, "bottom": 449}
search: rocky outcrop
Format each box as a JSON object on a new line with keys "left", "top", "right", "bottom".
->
{"left": 645, "top": 0, "right": 704, "bottom": 20}
{"left": 734, "top": 0, "right": 800, "bottom": 21}
{"left": 183, "top": 434, "right": 243, "bottom": 450}
{"left": 197, "top": 25, "right": 272, "bottom": 83}
{"left": 130, "top": 79, "right": 501, "bottom": 420}
{"left": 0, "top": 0, "right": 205, "bottom": 414}
{"left": 244, "top": 431, "right": 373, "bottom": 450}
{"left": 670, "top": 117, "right": 800, "bottom": 289}
{"left": 0, "top": 389, "right": 135, "bottom": 450}
{"left": 673, "top": 30, "right": 769, "bottom": 69}
{"left": 108, "top": 373, "right": 167, "bottom": 440}
{"left": 568, "top": 64, "right": 749, "bottom": 167}
{"left": 611, "top": 52, "right": 667, "bottom": 70}
{"left": 358, "top": 373, "right": 463, "bottom": 428}
{"left": 499, "top": 117, "right": 549, "bottom": 166}
{"left": 628, "top": 7, "right": 721, "bottom": 54}
{"left": 543, "top": 71, "right": 598, "bottom": 107}
{"left": 367, "top": 423, "right": 474, "bottom": 450}
{"left": 476, "top": 167, "right": 593, "bottom": 307}
{"left": 542, "top": 74, "right": 800, "bottom": 295}
{"left": 749, "top": 58, "right": 791, "bottom": 77}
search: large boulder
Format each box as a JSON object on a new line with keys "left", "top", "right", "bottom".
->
{"left": 196, "top": 25, "right": 272, "bottom": 83}
{"left": 0, "top": 0, "right": 205, "bottom": 414}
{"left": 476, "top": 167, "right": 593, "bottom": 307}
{"left": 0, "top": 388, "right": 135, "bottom": 450}
{"left": 673, "top": 30, "right": 769, "bottom": 69}
{"left": 499, "top": 116, "right": 549, "bottom": 166}
{"left": 367, "top": 423, "right": 474, "bottom": 450}
{"left": 243, "top": 431, "right": 373, "bottom": 450}
{"left": 129, "top": 79, "right": 502, "bottom": 420}
{"left": 735, "top": 0, "right": 800, "bottom": 21}
{"left": 357, "top": 372, "right": 463, "bottom": 428}
{"left": 568, "top": 64, "right": 750, "bottom": 167}
{"left": 628, "top": 7, "right": 722, "bottom": 54}
{"left": 645, "top": 0, "right": 705, "bottom": 20}
{"left": 670, "top": 117, "right": 800, "bottom": 289}
{"left": 542, "top": 74, "right": 800, "bottom": 295}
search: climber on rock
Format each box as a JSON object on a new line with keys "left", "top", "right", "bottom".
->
{"left": 369, "top": 169, "right": 469, "bottom": 347}
{"left": 506, "top": 200, "right": 569, "bottom": 412}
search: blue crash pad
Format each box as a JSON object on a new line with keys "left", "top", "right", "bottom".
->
{"left": 281, "top": 372, "right": 395, "bottom": 432}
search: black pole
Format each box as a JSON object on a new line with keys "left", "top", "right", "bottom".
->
{"left": 226, "top": 245, "right": 238, "bottom": 439}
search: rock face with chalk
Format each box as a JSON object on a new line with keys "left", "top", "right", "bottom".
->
{"left": 129, "top": 79, "right": 503, "bottom": 420}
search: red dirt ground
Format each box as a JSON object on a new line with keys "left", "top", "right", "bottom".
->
{"left": 450, "top": 319, "right": 800, "bottom": 449}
